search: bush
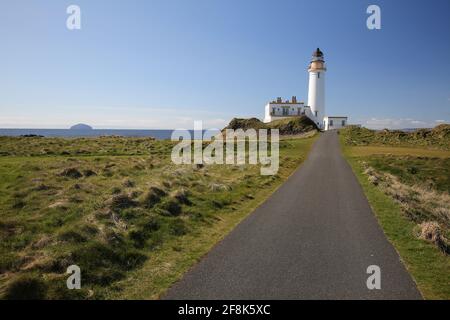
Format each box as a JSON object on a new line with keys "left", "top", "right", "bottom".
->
{"left": 4, "top": 275, "right": 48, "bottom": 300}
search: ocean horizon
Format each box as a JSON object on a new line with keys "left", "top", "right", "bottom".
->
{"left": 0, "top": 128, "right": 221, "bottom": 140}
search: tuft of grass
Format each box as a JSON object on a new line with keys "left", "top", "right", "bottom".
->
{"left": 172, "top": 189, "right": 191, "bottom": 205}
{"left": 57, "top": 229, "right": 87, "bottom": 243}
{"left": 4, "top": 275, "right": 48, "bottom": 300}
{"left": 169, "top": 218, "right": 188, "bottom": 236}
{"left": 158, "top": 199, "right": 182, "bottom": 216}
{"left": 83, "top": 169, "right": 97, "bottom": 177}
{"left": 59, "top": 168, "right": 82, "bottom": 179}
{"left": 109, "top": 193, "right": 136, "bottom": 211}
{"left": 70, "top": 242, "right": 147, "bottom": 286}
{"left": 142, "top": 186, "right": 166, "bottom": 208}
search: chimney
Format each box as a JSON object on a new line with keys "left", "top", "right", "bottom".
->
{"left": 277, "top": 97, "right": 282, "bottom": 103}
{"left": 292, "top": 96, "right": 297, "bottom": 103}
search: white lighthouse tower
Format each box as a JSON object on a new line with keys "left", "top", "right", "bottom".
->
{"left": 307, "top": 48, "right": 326, "bottom": 129}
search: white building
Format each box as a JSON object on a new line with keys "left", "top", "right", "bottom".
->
{"left": 263, "top": 48, "right": 348, "bottom": 130}
{"left": 323, "top": 116, "right": 348, "bottom": 131}
{"left": 263, "top": 96, "right": 313, "bottom": 123}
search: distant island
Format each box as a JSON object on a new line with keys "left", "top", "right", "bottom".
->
{"left": 70, "top": 123, "right": 93, "bottom": 130}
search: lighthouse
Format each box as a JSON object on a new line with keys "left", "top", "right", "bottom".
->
{"left": 263, "top": 47, "right": 347, "bottom": 129}
{"left": 307, "top": 48, "right": 326, "bottom": 129}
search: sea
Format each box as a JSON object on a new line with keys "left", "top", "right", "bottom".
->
{"left": 0, "top": 129, "right": 219, "bottom": 140}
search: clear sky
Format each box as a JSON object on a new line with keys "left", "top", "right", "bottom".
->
{"left": 1, "top": 0, "right": 449, "bottom": 129}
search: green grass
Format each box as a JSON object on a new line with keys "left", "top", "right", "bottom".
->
{"left": 224, "top": 115, "right": 318, "bottom": 135}
{"left": 340, "top": 124, "right": 450, "bottom": 150}
{"left": 366, "top": 155, "right": 450, "bottom": 194}
{"left": 0, "top": 134, "right": 317, "bottom": 299}
{"left": 344, "top": 145, "right": 450, "bottom": 159}
{"left": 340, "top": 134, "right": 450, "bottom": 299}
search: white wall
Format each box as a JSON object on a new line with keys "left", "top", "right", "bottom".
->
{"left": 324, "top": 117, "right": 347, "bottom": 130}
{"left": 264, "top": 103, "right": 306, "bottom": 123}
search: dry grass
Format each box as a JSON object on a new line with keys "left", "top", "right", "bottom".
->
{"left": 362, "top": 163, "right": 450, "bottom": 253}
{"left": 416, "top": 222, "right": 449, "bottom": 254}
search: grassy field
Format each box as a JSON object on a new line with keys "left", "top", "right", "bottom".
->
{"left": 344, "top": 146, "right": 450, "bottom": 159}
{"left": 341, "top": 124, "right": 450, "bottom": 150}
{"left": 340, "top": 127, "right": 450, "bottom": 299}
{"left": 0, "top": 134, "right": 317, "bottom": 299}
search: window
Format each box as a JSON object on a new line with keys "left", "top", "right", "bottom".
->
{"left": 342, "top": 120, "right": 346, "bottom": 126}
{"left": 282, "top": 107, "right": 289, "bottom": 116}
{"left": 318, "top": 72, "right": 320, "bottom": 78}
{"left": 330, "top": 120, "right": 333, "bottom": 126}
{"left": 314, "top": 111, "right": 318, "bottom": 117}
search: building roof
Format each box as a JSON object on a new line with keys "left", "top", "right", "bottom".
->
{"left": 313, "top": 48, "right": 323, "bottom": 57}
{"left": 325, "top": 116, "right": 348, "bottom": 119}
{"left": 268, "top": 101, "right": 304, "bottom": 105}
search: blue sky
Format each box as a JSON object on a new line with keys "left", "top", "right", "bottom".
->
{"left": 1, "top": 0, "right": 449, "bottom": 129}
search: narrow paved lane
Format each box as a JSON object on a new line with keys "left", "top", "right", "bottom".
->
{"left": 164, "top": 131, "right": 421, "bottom": 299}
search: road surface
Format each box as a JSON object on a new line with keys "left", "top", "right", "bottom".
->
{"left": 164, "top": 131, "right": 421, "bottom": 299}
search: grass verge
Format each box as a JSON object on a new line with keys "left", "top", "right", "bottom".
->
{"left": 341, "top": 139, "right": 450, "bottom": 299}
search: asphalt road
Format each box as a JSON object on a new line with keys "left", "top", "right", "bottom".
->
{"left": 164, "top": 131, "right": 422, "bottom": 299}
